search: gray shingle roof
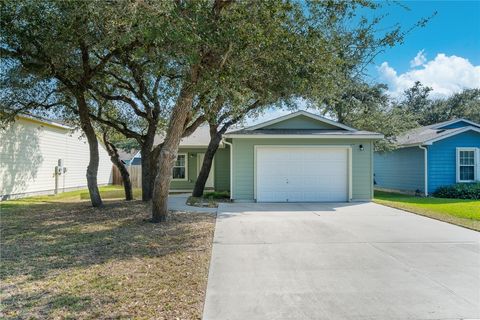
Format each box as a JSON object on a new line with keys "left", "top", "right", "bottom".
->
{"left": 154, "top": 125, "right": 216, "bottom": 147}
{"left": 396, "top": 119, "right": 480, "bottom": 146}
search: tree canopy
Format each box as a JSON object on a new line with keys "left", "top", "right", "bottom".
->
{"left": 1, "top": 0, "right": 449, "bottom": 221}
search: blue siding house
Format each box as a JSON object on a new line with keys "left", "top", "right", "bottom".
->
{"left": 374, "top": 119, "right": 480, "bottom": 195}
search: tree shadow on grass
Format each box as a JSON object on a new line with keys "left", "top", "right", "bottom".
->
{"left": 1, "top": 200, "right": 215, "bottom": 281}
{"left": 1, "top": 291, "right": 97, "bottom": 319}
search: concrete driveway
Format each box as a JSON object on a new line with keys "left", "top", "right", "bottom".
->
{"left": 167, "top": 193, "right": 217, "bottom": 213}
{"left": 203, "top": 202, "right": 480, "bottom": 320}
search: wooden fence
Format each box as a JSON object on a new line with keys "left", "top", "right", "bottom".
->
{"left": 112, "top": 165, "right": 142, "bottom": 188}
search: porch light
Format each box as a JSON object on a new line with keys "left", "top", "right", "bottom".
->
{"left": 359, "top": 144, "right": 364, "bottom": 151}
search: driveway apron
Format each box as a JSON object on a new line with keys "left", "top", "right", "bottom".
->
{"left": 202, "top": 202, "right": 480, "bottom": 320}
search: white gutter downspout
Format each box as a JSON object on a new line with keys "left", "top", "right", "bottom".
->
{"left": 222, "top": 138, "right": 233, "bottom": 200}
{"left": 419, "top": 145, "right": 428, "bottom": 196}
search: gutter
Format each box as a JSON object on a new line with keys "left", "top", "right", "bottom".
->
{"left": 419, "top": 145, "right": 428, "bottom": 196}
{"left": 17, "top": 114, "right": 73, "bottom": 130}
{"left": 222, "top": 138, "right": 233, "bottom": 200}
{"left": 224, "top": 134, "right": 384, "bottom": 139}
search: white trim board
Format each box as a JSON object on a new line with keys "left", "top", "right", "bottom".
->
{"left": 456, "top": 147, "right": 479, "bottom": 183}
{"left": 244, "top": 110, "right": 358, "bottom": 132}
{"left": 18, "top": 114, "right": 73, "bottom": 130}
{"left": 433, "top": 118, "right": 480, "bottom": 129}
{"left": 225, "top": 134, "right": 383, "bottom": 139}
{"left": 400, "top": 126, "right": 480, "bottom": 147}
{"left": 424, "top": 126, "right": 480, "bottom": 145}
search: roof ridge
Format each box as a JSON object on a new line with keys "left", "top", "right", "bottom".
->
{"left": 244, "top": 110, "right": 358, "bottom": 132}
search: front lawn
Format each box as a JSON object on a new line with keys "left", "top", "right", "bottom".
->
{"left": 0, "top": 187, "right": 215, "bottom": 319}
{"left": 374, "top": 191, "right": 480, "bottom": 231}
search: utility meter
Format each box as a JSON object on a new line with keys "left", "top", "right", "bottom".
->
{"left": 55, "top": 159, "right": 66, "bottom": 176}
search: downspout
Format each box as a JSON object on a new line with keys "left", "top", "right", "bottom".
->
{"left": 222, "top": 138, "right": 233, "bottom": 200}
{"left": 419, "top": 145, "right": 428, "bottom": 196}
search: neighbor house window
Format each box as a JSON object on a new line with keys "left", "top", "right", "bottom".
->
{"left": 456, "top": 148, "right": 477, "bottom": 182}
{"left": 172, "top": 154, "right": 187, "bottom": 180}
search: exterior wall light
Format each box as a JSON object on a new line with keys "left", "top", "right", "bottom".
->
{"left": 359, "top": 144, "right": 364, "bottom": 151}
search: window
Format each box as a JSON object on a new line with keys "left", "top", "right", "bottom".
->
{"left": 457, "top": 148, "right": 477, "bottom": 182}
{"left": 172, "top": 154, "right": 187, "bottom": 180}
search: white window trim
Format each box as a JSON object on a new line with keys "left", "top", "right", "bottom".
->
{"left": 456, "top": 147, "right": 478, "bottom": 183}
{"left": 172, "top": 153, "right": 188, "bottom": 181}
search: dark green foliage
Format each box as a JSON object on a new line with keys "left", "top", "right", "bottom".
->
{"left": 433, "top": 183, "right": 480, "bottom": 200}
{"left": 203, "top": 191, "right": 230, "bottom": 199}
{"left": 319, "top": 81, "right": 419, "bottom": 152}
{"left": 397, "top": 82, "right": 480, "bottom": 126}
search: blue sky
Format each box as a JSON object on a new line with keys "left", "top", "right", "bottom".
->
{"left": 367, "top": 0, "right": 480, "bottom": 76}
{"left": 253, "top": 1, "right": 480, "bottom": 123}
{"left": 365, "top": 0, "right": 480, "bottom": 98}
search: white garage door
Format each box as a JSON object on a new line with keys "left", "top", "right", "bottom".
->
{"left": 256, "top": 147, "right": 349, "bottom": 202}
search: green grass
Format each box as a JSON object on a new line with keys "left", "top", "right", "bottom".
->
{"left": 0, "top": 186, "right": 142, "bottom": 210}
{"left": 0, "top": 188, "right": 215, "bottom": 319}
{"left": 374, "top": 191, "right": 480, "bottom": 231}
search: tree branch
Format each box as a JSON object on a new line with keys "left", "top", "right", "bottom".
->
{"left": 91, "top": 88, "right": 147, "bottom": 118}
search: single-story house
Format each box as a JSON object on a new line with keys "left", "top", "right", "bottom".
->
{"left": 0, "top": 115, "right": 112, "bottom": 200}
{"left": 129, "top": 125, "right": 230, "bottom": 191}
{"left": 374, "top": 118, "right": 480, "bottom": 195}
{"left": 138, "top": 110, "right": 383, "bottom": 202}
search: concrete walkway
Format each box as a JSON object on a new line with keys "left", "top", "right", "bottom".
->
{"left": 203, "top": 202, "right": 480, "bottom": 320}
{"left": 167, "top": 193, "right": 217, "bottom": 213}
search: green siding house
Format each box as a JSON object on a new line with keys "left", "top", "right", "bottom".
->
{"left": 134, "top": 111, "right": 383, "bottom": 202}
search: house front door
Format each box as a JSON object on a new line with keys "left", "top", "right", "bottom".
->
{"left": 197, "top": 153, "right": 215, "bottom": 189}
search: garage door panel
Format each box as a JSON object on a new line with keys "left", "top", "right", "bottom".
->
{"left": 256, "top": 147, "right": 348, "bottom": 202}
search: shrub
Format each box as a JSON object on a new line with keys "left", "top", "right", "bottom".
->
{"left": 203, "top": 191, "right": 230, "bottom": 199}
{"left": 433, "top": 183, "right": 480, "bottom": 200}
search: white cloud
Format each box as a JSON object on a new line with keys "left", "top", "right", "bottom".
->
{"left": 410, "top": 49, "right": 427, "bottom": 68}
{"left": 379, "top": 53, "right": 480, "bottom": 98}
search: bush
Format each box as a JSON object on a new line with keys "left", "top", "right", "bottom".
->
{"left": 433, "top": 183, "right": 480, "bottom": 200}
{"left": 203, "top": 191, "right": 230, "bottom": 199}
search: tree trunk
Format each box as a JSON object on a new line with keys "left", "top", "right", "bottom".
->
{"left": 103, "top": 133, "right": 133, "bottom": 201}
{"left": 76, "top": 92, "right": 103, "bottom": 207}
{"left": 118, "top": 161, "right": 133, "bottom": 201}
{"left": 192, "top": 126, "right": 222, "bottom": 197}
{"left": 149, "top": 143, "right": 163, "bottom": 196}
{"left": 110, "top": 156, "right": 133, "bottom": 201}
{"left": 140, "top": 124, "right": 157, "bottom": 201}
{"left": 149, "top": 114, "right": 205, "bottom": 202}
{"left": 140, "top": 146, "right": 153, "bottom": 201}
{"left": 151, "top": 89, "right": 196, "bottom": 222}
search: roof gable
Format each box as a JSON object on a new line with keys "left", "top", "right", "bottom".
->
{"left": 261, "top": 114, "right": 340, "bottom": 130}
{"left": 246, "top": 111, "right": 356, "bottom": 132}
{"left": 17, "top": 115, "right": 72, "bottom": 130}
{"left": 436, "top": 119, "right": 480, "bottom": 130}
{"left": 397, "top": 118, "right": 480, "bottom": 147}
{"left": 423, "top": 126, "right": 480, "bottom": 145}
